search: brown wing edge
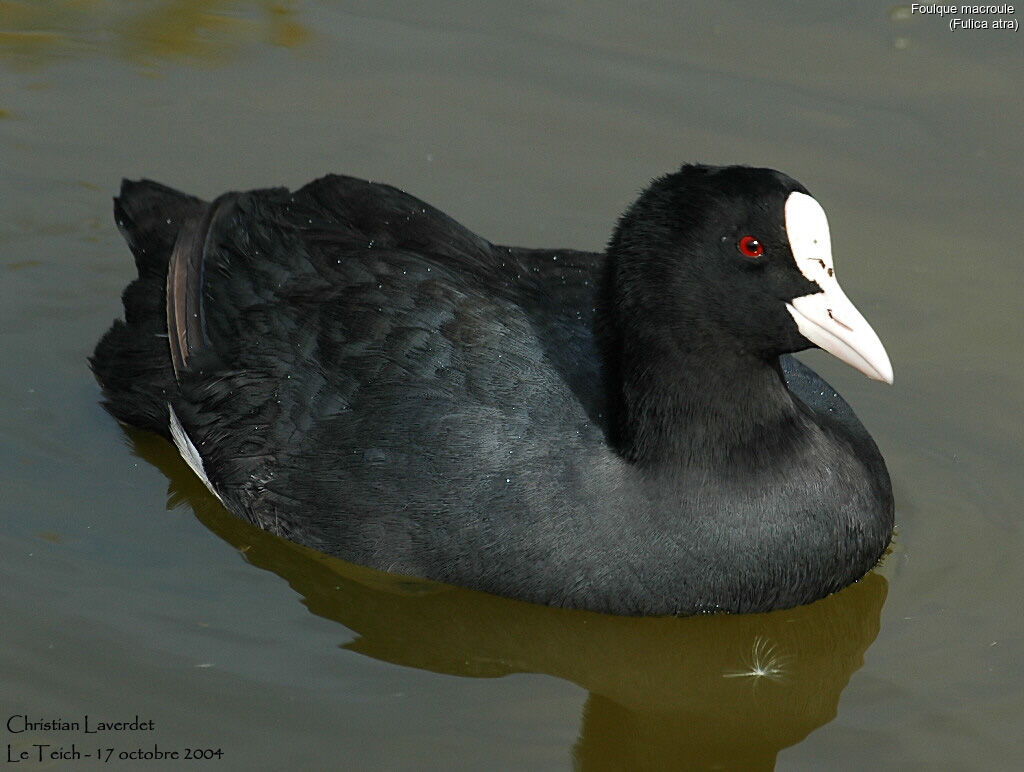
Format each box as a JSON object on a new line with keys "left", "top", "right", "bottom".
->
{"left": 166, "top": 194, "right": 235, "bottom": 381}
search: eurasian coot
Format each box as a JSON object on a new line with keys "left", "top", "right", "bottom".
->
{"left": 92, "top": 164, "right": 894, "bottom": 615}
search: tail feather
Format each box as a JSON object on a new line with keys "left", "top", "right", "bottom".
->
{"left": 92, "top": 180, "right": 207, "bottom": 436}
{"left": 114, "top": 179, "right": 206, "bottom": 278}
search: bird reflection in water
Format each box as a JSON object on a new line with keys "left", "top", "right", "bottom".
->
{"left": 132, "top": 427, "right": 888, "bottom": 771}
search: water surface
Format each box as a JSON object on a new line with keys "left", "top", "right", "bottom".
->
{"left": 1, "top": 2, "right": 1021, "bottom": 769}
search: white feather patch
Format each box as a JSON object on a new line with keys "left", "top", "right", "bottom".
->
{"left": 167, "top": 403, "right": 223, "bottom": 502}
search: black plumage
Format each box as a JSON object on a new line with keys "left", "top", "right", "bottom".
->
{"left": 91, "top": 165, "right": 894, "bottom": 615}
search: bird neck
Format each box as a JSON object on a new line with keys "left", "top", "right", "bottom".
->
{"left": 602, "top": 327, "right": 807, "bottom": 471}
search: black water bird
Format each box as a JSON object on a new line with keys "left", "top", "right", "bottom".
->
{"left": 91, "top": 164, "right": 895, "bottom": 615}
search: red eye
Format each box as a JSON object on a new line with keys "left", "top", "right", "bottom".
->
{"left": 738, "top": 236, "right": 763, "bottom": 258}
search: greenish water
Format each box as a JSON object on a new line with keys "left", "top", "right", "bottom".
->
{"left": 1, "top": 2, "right": 1021, "bottom": 769}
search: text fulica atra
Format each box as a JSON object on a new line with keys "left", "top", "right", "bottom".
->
{"left": 92, "top": 164, "right": 894, "bottom": 615}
